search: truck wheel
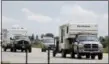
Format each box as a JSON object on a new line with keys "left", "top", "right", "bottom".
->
{"left": 77, "top": 53, "right": 81, "bottom": 59}
{"left": 25, "top": 49, "right": 28, "bottom": 52}
{"left": 86, "top": 54, "right": 90, "bottom": 59}
{"left": 13, "top": 48, "right": 16, "bottom": 52}
{"left": 41, "top": 49, "right": 44, "bottom": 52}
{"left": 4, "top": 48, "right": 7, "bottom": 51}
{"left": 42, "top": 49, "right": 46, "bottom": 52}
{"left": 21, "top": 49, "right": 23, "bottom": 52}
{"left": 53, "top": 50, "right": 56, "bottom": 57}
{"left": 10, "top": 48, "right": 13, "bottom": 52}
{"left": 62, "top": 50, "right": 66, "bottom": 58}
{"left": 98, "top": 53, "right": 103, "bottom": 60}
{"left": 71, "top": 51, "right": 75, "bottom": 58}
{"left": 44, "top": 49, "right": 46, "bottom": 52}
{"left": 91, "top": 55, "right": 95, "bottom": 59}
{"left": 29, "top": 48, "right": 32, "bottom": 53}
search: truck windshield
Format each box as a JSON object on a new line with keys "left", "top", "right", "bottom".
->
{"left": 78, "top": 36, "right": 98, "bottom": 41}
{"left": 43, "top": 39, "right": 54, "bottom": 43}
{"left": 14, "top": 36, "right": 28, "bottom": 40}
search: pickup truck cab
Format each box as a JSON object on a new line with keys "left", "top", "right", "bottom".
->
{"left": 41, "top": 37, "right": 55, "bottom": 52}
{"left": 73, "top": 34, "right": 103, "bottom": 59}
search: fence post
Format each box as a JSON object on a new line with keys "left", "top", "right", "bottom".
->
{"left": 48, "top": 47, "right": 50, "bottom": 64}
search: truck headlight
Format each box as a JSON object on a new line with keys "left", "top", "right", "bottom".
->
{"left": 99, "top": 44, "right": 103, "bottom": 48}
{"left": 78, "top": 44, "right": 84, "bottom": 48}
{"left": 99, "top": 44, "right": 103, "bottom": 52}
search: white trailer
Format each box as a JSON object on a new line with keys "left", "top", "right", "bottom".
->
{"left": 1, "top": 29, "right": 11, "bottom": 48}
{"left": 2, "top": 27, "right": 32, "bottom": 52}
{"left": 53, "top": 23, "right": 103, "bottom": 60}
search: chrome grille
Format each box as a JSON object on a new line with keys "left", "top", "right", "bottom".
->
{"left": 84, "top": 44, "right": 91, "bottom": 48}
{"left": 84, "top": 48, "right": 98, "bottom": 51}
{"left": 92, "top": 44, "right": 98, "bottom": 48}
{"left": 49, "top": 45, "right": 55, "bottom": 47}
{"left": 84, "top": 44, "right": 98, "bottom": 51}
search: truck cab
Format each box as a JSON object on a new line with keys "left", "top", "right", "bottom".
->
{"left": 11, "top": 35, "right": 32, "bottom": 52}
{"left": 41, "top": 37, "right": 55, "bottom": 52}
{"left": 2, "top": 27, "right": 32, "bottom": 52}
{"left": 73, "top": 34, "right": 103, "bottom": 59}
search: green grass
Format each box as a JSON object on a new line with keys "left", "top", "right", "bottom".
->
{"left": 103, "top": 46, "right": 108, "bottom": 53}
{"left": 32, "top": 43, "right": 43, "bottom": 48}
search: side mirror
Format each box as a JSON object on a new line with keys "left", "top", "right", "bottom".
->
{"left": 76, "top": 39, "right": 79, "bottom": 42}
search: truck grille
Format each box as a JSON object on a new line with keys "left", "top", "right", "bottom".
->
{"left": 84, "top": 49, "right": 98, "bottom": 51}
{"left": 84, "top": 44, "right": 98, "bottom": 51}
{"left": 84, "top": 44, "right": 91, "bottom": 48}
{"left": 92, "top": 44, "right": 98, "bottom": 48}
{"left": 18, "top": 40, "right": 29, "bottom": 45}
{"left": 49, "top": 45, "right": 55, "bottom": 47}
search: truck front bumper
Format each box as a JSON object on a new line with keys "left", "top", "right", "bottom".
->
{"left": 15, "top": 44, "right": 31, "bottom": 49}
{"left": 78, "top": 48, "right": 103, "bottom": 54}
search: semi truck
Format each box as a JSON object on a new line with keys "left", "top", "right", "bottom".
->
{"left": 2, "top": 27, "right": 32, "bottom": 52}
{"left": 53, "top": 23, "right": 103, "bottom": 60}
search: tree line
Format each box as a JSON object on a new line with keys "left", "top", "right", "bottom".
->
{"left": 99, "top": 36, "right": 109, "bottom": 48}
{"left": 28, "top": 33, "right": 54, "bottom": 41}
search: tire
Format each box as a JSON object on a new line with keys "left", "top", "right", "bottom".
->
{"left": 41, "top": 49, "right": 44, "bottom": 52}
{"left": 10, "top": 48, "right": 13, "bottom": 52}
{"left": 44, "top": 49, "right": 46, "bottom": 52}
{"left": 98, "top": 53, "right": 103, "bottom": 60}
{"left": 25, "top": 49, "right": 28, "bottom": 52}
{"left": 86, "top": 54, "right": 90, "bottom": 59}
{"left": 91, "top": 55, "right": 95, "bottom": 59}
{"left": 42, "top": 49, "right": 46, "bottom": 52}
{"left": 71, "top": 51, "right": 75, "bottom": 58}
{"left": 53, "top": 50, "right": 56, "bottom": 57}
{"left": 29, "top": 48, "right": 32, "bottom": 53}
{"left": 21, "top": 49, "right": 23, "bottom": 52}
{"left": 13, "top": 48, "right": 16, "bottom": 52}
{"left": 77, "top": 53, "right": 81, "bottom": 59}
{"left": 4, "top": 48, "right": 7, "bottom": 52}
{"left": 62, "top": 50, "right": 66, "bottom": 58}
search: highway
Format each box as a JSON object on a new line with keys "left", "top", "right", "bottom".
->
{"left": 1, "top": 47, "right": 108, "bottom": 63}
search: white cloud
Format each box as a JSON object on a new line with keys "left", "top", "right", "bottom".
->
{"left": 21, "top": 8, "right": 52, "bottom": 23}
{"left": 2, "top": 16, "right": 20, "bottom": 29}
{"left": 59, "top": 4, "right": 108, "bottom": 36}
{"left": 2, "top": 16, "right": 19, "bottom": 23}
{"left": 60, "top": 4, "right": 98, "bottom": 23}
{"left": 98, "top": 13, "right": 108, "bottom": 36}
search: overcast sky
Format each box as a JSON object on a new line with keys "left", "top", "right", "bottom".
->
{"left": 1, "top": 1, "right": 108, "bottom": 37}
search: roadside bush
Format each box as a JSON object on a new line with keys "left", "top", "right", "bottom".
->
{"left": 104, "top": 46, "right": 108, "bottom": 53}
{"left": 32, "top": 42, "right": 43, "bottom": 48}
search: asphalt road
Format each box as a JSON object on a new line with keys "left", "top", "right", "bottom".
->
{"left": 0, "top": 47, "right": 108, "bottom": 63}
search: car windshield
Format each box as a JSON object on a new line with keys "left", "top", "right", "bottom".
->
{"left": 78, "top": 35, "right": 98, "bottom": 41}
{"left": 43, "top": 39, "right": 54, "bottom": 43}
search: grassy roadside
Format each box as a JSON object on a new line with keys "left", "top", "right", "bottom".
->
{"left": 32, "top": 42, "right": 43, "bottom": 48}
{"left": 103, "top": 46, "right": 108, "bottom": 53}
